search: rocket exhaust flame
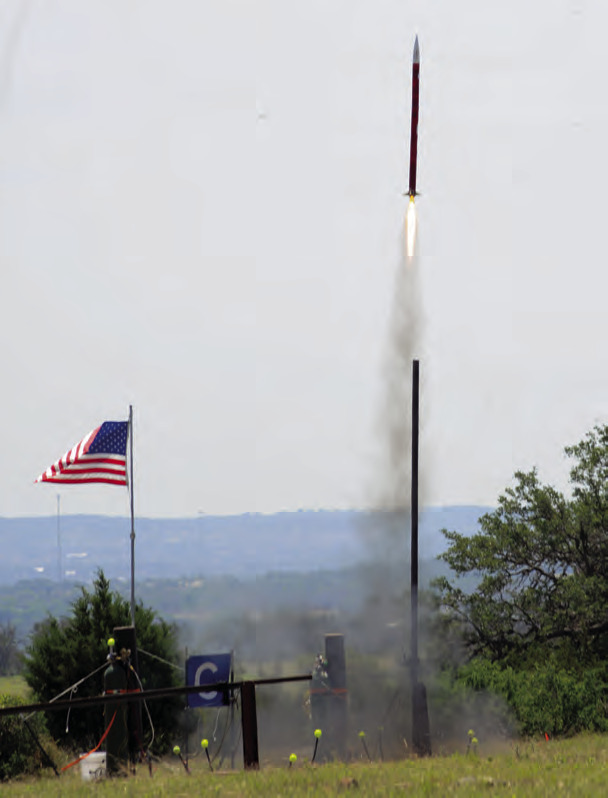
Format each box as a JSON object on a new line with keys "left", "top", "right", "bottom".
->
{"left": 406, "top": 198, "right": 417, "bottom": 259}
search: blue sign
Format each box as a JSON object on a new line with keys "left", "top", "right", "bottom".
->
{"left": 186, "top": 653, "right": 233, "bottom": 708}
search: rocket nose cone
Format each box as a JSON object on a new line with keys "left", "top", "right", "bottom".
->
{"left": 413, "top": 35, "right": 420, "bottom": 64}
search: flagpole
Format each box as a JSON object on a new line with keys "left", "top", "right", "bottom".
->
{"left": 129, "top": 405, "right": 136, "bottom": 628}
{"left": 56, "top": 494, "right": 62, "bottom": 583}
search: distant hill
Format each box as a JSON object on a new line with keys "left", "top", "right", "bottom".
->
{"left": 0, "top": 507, "right": 490, "bottom": 585}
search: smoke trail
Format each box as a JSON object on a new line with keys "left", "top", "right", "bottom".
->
{"left": 356, "top": 212, "right": 424, "bottom": 600}
{"left": 374, "top": 217, "right": 423, "bottom": 518}
{"left": 348, "top": 214, "right": 425, "bottom": 750}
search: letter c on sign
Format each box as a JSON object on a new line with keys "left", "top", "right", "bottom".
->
{"left": 194, "top": 661, "right": 219, "bottom": 702}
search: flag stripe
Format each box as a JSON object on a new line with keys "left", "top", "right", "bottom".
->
{"left": 47, "top": 466, "right": 126, "bottom": 477}
{"left": 35, "top": 421, "right": 129, "bottom": 487}
{"left": 39, "top": 476, "right": 127, "bottom": 485}
{"left": 53, "top": 457, "right": 126, "bottom": 469}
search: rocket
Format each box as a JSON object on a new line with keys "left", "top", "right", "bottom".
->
{"left": 408, "top": 35, "right": 420, "bottom": 199}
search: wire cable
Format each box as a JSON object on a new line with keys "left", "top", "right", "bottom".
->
{"left": 211, "top": 705, "right": 234, "bottom": 767}
{"left": 128, "top": 664, "right": 155, "bottom": 755}
{"left": 64, "top": 686, "right": 77, "bottom": 733}
{"left": 129, "top": 667, "right": 154, "bottom": 753}
{"left": 138, "top": 647, "right": 182, "bottom": 673}
{"left": 25, "top": 660, "right": 108, "bottom": 722}
{"left": 211, "top": 707, "right": 222, "bottom": 741}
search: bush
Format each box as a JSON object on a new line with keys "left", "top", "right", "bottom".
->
{"left": 0, "top": 694, "right": 53, "bottom": 780}
{"left": 457, "top": 658, "right": 608, "bottom": 737}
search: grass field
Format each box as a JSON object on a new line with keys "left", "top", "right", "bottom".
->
{"left": 2, "top": 734, "right": 608, "bottom": 796}
{"left": 3, "top": 676, "right": 608, "bottom": 795}
{"left": 0, "top": 675, "right": 31, "bottom": 701}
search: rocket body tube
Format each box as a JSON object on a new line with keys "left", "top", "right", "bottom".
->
{"left": 408, "top": 36, "right": 420, "bottom": 198}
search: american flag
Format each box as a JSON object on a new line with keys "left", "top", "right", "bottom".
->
{"left": 35, "top": 421, "right": 129, "bottom": 486}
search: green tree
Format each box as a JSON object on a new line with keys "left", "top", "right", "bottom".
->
{"left": 22, "top": 570, "right": 181, "bottom": 755}
{"left": 434, "top": 425, "right": 608, "bottom": 667}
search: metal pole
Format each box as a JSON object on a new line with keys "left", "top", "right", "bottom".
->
{"left": 129, "top": 405, "right": 135, "bottom": 628}
{"left": 0, "top": 674, "right": 313, "bottom": 718}
{"left": 56, "top": 494, "right": 62, "bottom": 583}
{"left": 113, "top": 625, "right": 143, "bottom": 765}
{"left": 410, "top": 359, "right": 431, "bottom": 756}
{"left": 410, "top": 359, "right": 419, "bottom": 689}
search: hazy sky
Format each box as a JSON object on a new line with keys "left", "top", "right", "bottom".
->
{"left": 2, "top": 0, "right": 606, "bottom": 518}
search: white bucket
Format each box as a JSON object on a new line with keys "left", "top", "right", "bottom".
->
{"left": 80, "top": 751, "right": 107, "bottom": 781}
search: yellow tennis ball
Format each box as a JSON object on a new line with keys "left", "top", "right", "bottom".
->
{"left": 201, "top": 739, "right": 209, "bottom": 749}
{"left": 289, "top": 753, "right": 297, "bottom": 763}
{"left": 107, "top": 638, "right": 115, "bottom": 647}
{"left": 173, "top": 745, "right": 180, "bottom": 755}
{"left": 314, "top": 728, "right": 322, "bottom": 738}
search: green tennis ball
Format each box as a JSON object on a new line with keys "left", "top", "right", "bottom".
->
{"left": 314, "top": 728, "right": 322, "bottom": 738}
{"left": 359, "top": 730, "right": 365, "bottom": 738}
{"left": 289, "top": 753, "right": 297, "bottom": 763}
{"left": 173, "top": 745, "right": 181, "bottom": 755}
{"left": 107, "top": 638, "right": 115, "bottom": 647}
{"left": 201, "top": 739, "right": 209, "bottom": 749}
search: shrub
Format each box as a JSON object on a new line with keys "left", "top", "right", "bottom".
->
{"left": 457, "top": 658, "right": 608, "bottom": 737}
{"left": 0, "top": 694, "right": 53, "bottom": 780}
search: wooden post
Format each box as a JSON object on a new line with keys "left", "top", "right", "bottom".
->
{"left": 184, "top": 646, "right": 189, "bottom": 768}
{"left": 230, "top": 653, "right": 236, "bottom": 769}
{"left": 325, "top": 633, "right": 347, "bottom": 758}
{"left": 241, "top": 681, "right": 259, "bottom": 769}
